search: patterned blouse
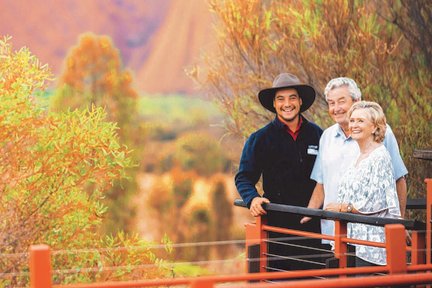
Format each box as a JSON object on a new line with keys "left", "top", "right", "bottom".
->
{"left": 337, "top": 145, "right": 401, "bottom": 265}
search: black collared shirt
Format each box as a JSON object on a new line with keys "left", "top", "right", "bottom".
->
{"left": 235, "top": 115, "right": 322, "bottom": 209}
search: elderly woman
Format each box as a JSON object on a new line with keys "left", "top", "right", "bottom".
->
{"left": 325, "top": 101, "right": 401, "bottom": 266}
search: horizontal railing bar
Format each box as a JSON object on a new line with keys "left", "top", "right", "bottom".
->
{"left": 234, "top": 199, "right": 425, "bottom": 230}
{"left": 264, "top": 224, "right": 387, "bottom": 248}
{"left": 53, "top": 265, "right": 391, "bottom": 288}
{"left": 235, "top": 198, "right": 426, "bottom": 209}
{"left": 263, "top": 225, "right": 334, "bottom": 241}
{"left": 265, "top": 239, "right": 334, "bottom": 254}
{"left": 407, "top": 263, "right": 432, "bottom": 272}
{"left": 242, "top": 272, "right": 432, "bottom": 288}
{"left": 47, "top": 256, "right": 432, "bottom": 288}
{"left": 407, "top": 198, "right": 426, "bottom": 209}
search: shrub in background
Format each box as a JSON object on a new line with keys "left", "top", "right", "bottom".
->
{"left": 0, "top": 36, "right": 167, "bottom": 286}
{"left": 51, "top": 33, "right": 144, "bottom": 233}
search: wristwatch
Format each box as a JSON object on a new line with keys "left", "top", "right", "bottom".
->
{"left": 346, "top": 203, "right": 354, "bottom": 213}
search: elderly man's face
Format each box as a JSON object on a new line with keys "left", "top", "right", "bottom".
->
{"left": 326, "top": 86, "right": 356, "bottom": 127}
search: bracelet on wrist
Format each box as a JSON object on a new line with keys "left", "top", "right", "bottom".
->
{"left": 347, "top": 203, "right": 353, "bottom": 213}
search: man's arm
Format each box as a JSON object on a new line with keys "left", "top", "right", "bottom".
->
{"left": 383, "top": 125, "right": 408, "bottom": 218}
{"left": 396, "top": 176, "right": 407, "bottom": 218}
{"left": 300, "top": 183, "right": 324, "bottom": 224}
{"left": 234, "top": 133, "right": 265, "bottom": 213}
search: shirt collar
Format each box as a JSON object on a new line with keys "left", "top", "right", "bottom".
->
{"left": 286, "top": 116, "right": 303, "bottom": 140}
{"left": 273, "top": 115, "right": 306, "bottom": 129}
{"left": 273, "top": 115, "right": 306, "bottom": 140}
{"left": 334, "top": 124, "right": 352, "bottom": 141}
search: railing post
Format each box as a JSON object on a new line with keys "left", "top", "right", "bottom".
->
{"left": 426, "top": 178, "right": 432, "bottom": 265}
{"left": 411, "top": 230, "right": 426, "bottom": 265}
{"left": 385, "top": 224, "right": 407, "bottom": 274}
{"left": 245, "top": 215, "right": 267, "bottom": 274}
{"left": 30, "top": 244, "right": 52, "bottom": 288}
{"left": 334, "top": 220, "right": 348, "bottom": 270}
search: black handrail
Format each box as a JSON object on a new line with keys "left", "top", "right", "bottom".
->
{"left": 406, "top": 198, "right": 426, "bottom": 209}
{"left": 234, "top": 199, "right": 425, "bottom": 231}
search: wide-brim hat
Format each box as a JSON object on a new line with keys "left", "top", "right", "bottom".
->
{"left": 258, "top": 73, "right": 316, "bottom": 113}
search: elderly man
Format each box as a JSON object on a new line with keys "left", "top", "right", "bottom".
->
{"left": 235, "top": 73, "right": 325, "bottom": 271}
{"left": 301, "top": 77, "right": 408, "bottom": 246}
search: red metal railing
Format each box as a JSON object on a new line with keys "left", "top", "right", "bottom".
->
{"left": 29, "top": 178, "right": 432, "bottom": 287}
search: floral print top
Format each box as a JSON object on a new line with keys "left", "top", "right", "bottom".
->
{"left": 337, "top": 145, "right": 401, "bottom": 265}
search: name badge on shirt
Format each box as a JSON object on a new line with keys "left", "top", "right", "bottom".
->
{"left": 307, "top": 145, "right": 318, "bottom": 155}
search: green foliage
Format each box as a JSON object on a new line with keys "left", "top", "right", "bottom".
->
{"left": 52, "top": 232, "right": 171, "bottom": 284}
{"left": 171, "top": 263, "right": 211, "bottom": 277}
{"left": 173, "top": 132, "right": 229, "bottom": 176}
{"left": 139, "top": 95, "right": 222, "bottom": 126}
{"left": 139, "top": 95, "right": 228, "bottom": 175}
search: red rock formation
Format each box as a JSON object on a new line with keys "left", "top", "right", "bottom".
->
{"left": 0, "top": 0, "right": 214, "bottom": 94}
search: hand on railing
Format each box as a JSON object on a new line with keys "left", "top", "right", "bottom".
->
{"left": 250, "top": 197, "right": 270, "bottom": 217}
{"left": 300, "top": 216, "right": 311, "bottom": 224}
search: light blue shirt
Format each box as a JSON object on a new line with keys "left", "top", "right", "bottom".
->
{"left": 310, "top": 123, "right": 408, "bottom": 242}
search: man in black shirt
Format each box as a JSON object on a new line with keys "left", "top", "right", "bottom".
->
{"left": 235, "top": 73, "right": 324, "bottom": 271}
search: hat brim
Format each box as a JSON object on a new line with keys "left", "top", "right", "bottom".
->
{"left": 258, "top": 85, "right": 316, "bottom": 113}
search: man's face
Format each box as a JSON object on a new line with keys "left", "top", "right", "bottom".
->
{"left": 326, "top": 86, "right": 356, "bottom": 126}
{"left": 273, "top": 88, "right": 302, "bottom": 123}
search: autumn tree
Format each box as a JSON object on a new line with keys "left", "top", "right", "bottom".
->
{"left": 52, "top": 33, "right": 144, "bottom": 232}
{"left": 191, "top": 0, "right": 431, "bottom": 204}
{"left": 0, "top": 36, "right": 168, "bottom": 286}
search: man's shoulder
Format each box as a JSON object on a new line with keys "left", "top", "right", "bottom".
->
{"left": 248, "top": 121, "right": 274, "bottom": 139}
{"left": 384, "top": 123, "right": 396, "bottom": 137}
{"left": 301, "top": 117, "right": 323, "bottom": 135}
{"left": 304, "top": 119, "right": 322, "bottom": 131}
{"left": 321, "top": 123, "right": 339, "bottom": 138}
{"left": 383, "top": 124, "right": 399, "bottom": 146}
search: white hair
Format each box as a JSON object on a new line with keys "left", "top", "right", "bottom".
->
{"left": 324, "top": 77, "right": 362, "bottom": 101}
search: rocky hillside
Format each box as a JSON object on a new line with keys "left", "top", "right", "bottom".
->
{"left": 0, "top": 0, "right": 215, "bottom": 94}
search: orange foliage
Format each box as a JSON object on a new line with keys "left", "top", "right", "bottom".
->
{"left": 52, "top": 33, "right": 144, "bottom": 234}
{"left": 0, "top": 36, "right": 169, "bottom": 286}
{"left": 53, "top": 33, "right": 138, "bottom": 140}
